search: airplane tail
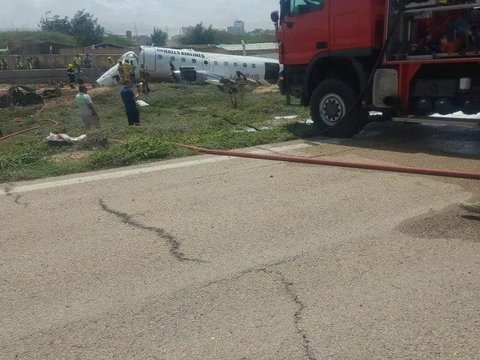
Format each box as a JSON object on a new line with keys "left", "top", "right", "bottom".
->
{"left": 96, "top": 64, "right": 120, "bottom": 87}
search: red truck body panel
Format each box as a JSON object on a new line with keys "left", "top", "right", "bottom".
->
{"left": 280, "top": 0, "right": 386, "bottom": 65}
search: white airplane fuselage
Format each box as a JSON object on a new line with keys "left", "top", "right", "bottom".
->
{"left": 96, "top": 46, "right": 280, "bottom": 87}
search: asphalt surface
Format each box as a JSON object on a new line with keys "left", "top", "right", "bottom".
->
{"left": 1, "top": 122, "right": 479, "bottom": 359}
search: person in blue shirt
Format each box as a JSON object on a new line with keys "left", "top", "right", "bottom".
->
{"left": 120, "top": 80, "right": 140, "bottom": 126}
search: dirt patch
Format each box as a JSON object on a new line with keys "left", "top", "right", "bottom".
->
{"left": 89, "top": 87, "right": 113, "bottom": 97}
{"left": 397, "top": 204, "right": 480, "bottom": 242}
{"left": 252, "top": 86, "right": 279, "bottom": 94}
{"left": 50, "top": 151, "right": 93, "bottom": 163}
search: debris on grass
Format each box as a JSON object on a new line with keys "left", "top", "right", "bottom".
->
{"left": 275, "top": 115, "right": 298, "bottom": 121}
{"left": 45, "top": 132, "right": 87, "bottom": 144}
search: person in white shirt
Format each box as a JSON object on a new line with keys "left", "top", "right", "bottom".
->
{"left": 75, "top": 85, "right": 100, "bottom": 130}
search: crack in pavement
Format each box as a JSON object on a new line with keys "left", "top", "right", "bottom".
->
{"left": 197, "top": 253, "right": 303, "bottom": 291}
{"left": 3, "top": 184, "right": 28, "bottom": 207}
{"left": 265, "top": 269, "right": 317, "bottom": 360}
{"left": 99, "top": 199, "right": 207, "bottom": 264}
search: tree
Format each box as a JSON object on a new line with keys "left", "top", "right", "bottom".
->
{"left": 38, "top": 9, "right": 104, "bottom": 46}
{"left": 178, "top": 23, "right": 217, "bottom": 45}
{"left": 70, "top": 10, "right": 104, "bottom": 46}
{"left": 39, "top": 14, "right": 72, "bottom": 33}
{"left": 151, "top": 27, "right": 167, "bottom": 46}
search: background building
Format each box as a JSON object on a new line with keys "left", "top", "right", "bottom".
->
{"left": 227, "top": 20, "right": 245, "bottom": 35}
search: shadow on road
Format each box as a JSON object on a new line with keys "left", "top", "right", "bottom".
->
{"left": 289, "top": 121, "right": 480, "bottom": 160}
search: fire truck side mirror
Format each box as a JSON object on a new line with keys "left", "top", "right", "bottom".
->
{"left": 271, "top": 11, "right": 279, "bottom": 24}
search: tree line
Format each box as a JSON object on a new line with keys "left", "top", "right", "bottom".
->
{"left": 39, "top": 11, "right": 275, "bottom": 47}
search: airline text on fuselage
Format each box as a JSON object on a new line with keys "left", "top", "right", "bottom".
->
{"left": 157, "top": 48, "right": 206, "bottom": 59}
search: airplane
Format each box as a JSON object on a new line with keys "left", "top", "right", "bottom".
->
{"left": 96, "top": 45, "right": 280, "bottom": 87}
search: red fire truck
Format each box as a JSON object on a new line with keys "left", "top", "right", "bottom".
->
{"left": 271, "top": 0, "right": 480, "bottom": 137}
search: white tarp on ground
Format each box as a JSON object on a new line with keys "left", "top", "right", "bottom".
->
{"left": 136, "top": 100, "right": 149, "bottom": 107}
{"left": 430, "top": 111, "right": 480, "bottom": 119}
{"left": 44, "top": 133, "right": 87, "bottom": 144}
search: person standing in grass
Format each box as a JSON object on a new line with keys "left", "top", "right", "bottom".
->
{"left": 75, "top": 85, "right": 100, "bottom": 130}
{"left": 120, "top": 80, "right": 140, "bottom": 126}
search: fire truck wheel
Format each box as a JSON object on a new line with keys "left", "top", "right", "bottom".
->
{"left": 310, "top": 79, "right": 366, "bottom": 137}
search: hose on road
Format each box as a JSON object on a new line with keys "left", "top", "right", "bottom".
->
{"left": 178, "top": 144, "right": 480, "bottom": 181}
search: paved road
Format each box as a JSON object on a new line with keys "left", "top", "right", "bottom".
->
{"left": 1, "top": 123, "right": 479, "bottom": 359}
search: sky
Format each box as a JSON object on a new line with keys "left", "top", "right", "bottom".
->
{"left": 0, "top": 0, "right": 280, "bottom": 35}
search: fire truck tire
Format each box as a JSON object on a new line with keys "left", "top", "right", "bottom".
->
{"left": 310, "top": 79, "right": 367, "bottom": 137}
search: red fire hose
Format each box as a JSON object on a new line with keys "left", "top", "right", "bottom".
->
{"left": 179, "top": 144, "right": 480, "bottom": 181}
{"left": 0, "top": 126, "right": 40, "bottom": 141}
{"left": 0, "top": 119, "right": 58, "bottom": 142}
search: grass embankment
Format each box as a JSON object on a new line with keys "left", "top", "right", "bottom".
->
{"left": 0, "top": 30, "right": 133, "bottom": 48}
{"left": 0, "top": 83, "right": 313, "bottom": 183}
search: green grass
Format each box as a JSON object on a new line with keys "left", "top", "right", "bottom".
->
{"left": 0, "top": 83, "right": 313, "bottom": 183}
{"left": 102, "top": 33, "right": 135, "bottom": 47}
{"left": 0, "top": 31, "right": 77, "bottom": 47}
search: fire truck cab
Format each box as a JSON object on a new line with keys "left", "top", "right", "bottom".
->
{"left": 273, "top": 0, "right": 480, "bottom": 137}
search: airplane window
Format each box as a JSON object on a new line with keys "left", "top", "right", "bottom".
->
{"left": 242, "top": 63, "right": 247, "bottom": 67}
{"left": 192, "top": 59, "right": 197, "bottom": 63}
{"left": 170, "top": 56, "right": 175, "bottom": 61}
{"left": 181, "top": 58, "right": 186, "bottom": 62}
{"left": 252, "top": 64, "right": 256, "bottom": 68}
{"left": 204, "top": 60, "right": 209, "bottom": 65}
{"left": 234, "top": 62, "right": 238, "bottom": 67}
{"left": 214, "top": 61, "right": 218, "bottom": 65}
{"left": 224, "top": 61, "right": 228, "bottom": 66}
{"left": 157, "top": 55, "right": 163, "bottom": 60}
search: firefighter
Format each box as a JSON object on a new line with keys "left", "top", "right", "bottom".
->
{"left": 15, "top": 56, "right": 24, "bottom": 70}
{"left": 73, "top": 54, "right": 82, "bottom": 70}
{"left": 122, "top": 60, "right": 132, "bottom": 83}
{"left": 129, "top": 60, "right": 136, "bottom": 83}
{"left": 106, "top": 56, "right": 114, "bottom": 68}
{"left": 117, "top": 60, "right": 125, "bottom": 83}
{"left": 67, "top": 64, "right": 76, "bottom": 88}
{"left": 138, "top": 64, "right": 150, "bottom": 94}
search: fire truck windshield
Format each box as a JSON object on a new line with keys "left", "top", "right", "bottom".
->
{"left": 288, "top": 0, "right": 324, "bottom": 16}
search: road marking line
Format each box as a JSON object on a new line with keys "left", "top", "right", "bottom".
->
{"left": 0, "top": 143, "right": 312, "bottom": 195}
